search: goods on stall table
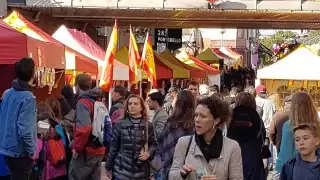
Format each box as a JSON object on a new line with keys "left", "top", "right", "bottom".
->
{"left": 36, "top": 67, "right": 56, "bottom": 93}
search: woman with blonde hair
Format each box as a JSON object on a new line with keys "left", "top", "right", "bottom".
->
{"left": 275, "top": 92, "right": 320, "bottom": 175}
{"left": 268, "top": 93, "right": 282, "bottom": 111}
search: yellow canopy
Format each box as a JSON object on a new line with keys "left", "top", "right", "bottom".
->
{"left": 115, "top": 46, "right": 129, "bottom": 65}
{"left": 196, "top": 48, "right": 220, "bottom": 64}
{"left": 155, "top": 54, "right": 190, "bottom": 78}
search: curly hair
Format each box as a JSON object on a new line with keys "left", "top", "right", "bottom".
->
{"left": 197, "top": 95, "right": 231, "bottom": 126}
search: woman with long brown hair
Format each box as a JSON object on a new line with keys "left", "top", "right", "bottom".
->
{"left": 151, "top": 90, "right": 195, "bottom": 180}
{"left": 46, "top": 98, "right": 62, "bottom": 120}
{"left": 275, "top": 92, "right": 320, "bottom": 174}
{"left": 105, "top": 94, "right": 156, "bottom": 180}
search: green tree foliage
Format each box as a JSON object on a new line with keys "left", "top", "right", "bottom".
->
{"left": 308, "top": 30, "right": 320, "bottom": 39}
{"left": 260, "top": 31, "right": 296, "bottom": 50}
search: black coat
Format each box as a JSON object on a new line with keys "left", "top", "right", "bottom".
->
{"left": 228, "top": 106, "right": 266, "bottom": 180}
{"left": 106, "top": 116, "right": 156, "bottom": 180}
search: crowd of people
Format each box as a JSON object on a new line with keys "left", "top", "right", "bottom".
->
{"left": 0, "top": 57, "right": 319, "bottom": 180}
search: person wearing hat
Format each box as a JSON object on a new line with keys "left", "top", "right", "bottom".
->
{"left": 269, "top": 95, "right": 292, "bottom": 153}
{"left": 163, "top": 86, "right": 179, "bottom": 116}
{"left": 255, "top": 85, "right": 276, "bottom": 129}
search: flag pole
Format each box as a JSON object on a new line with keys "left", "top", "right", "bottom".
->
{"left": 139, "top": 71, "right": 142, "bottom": 97}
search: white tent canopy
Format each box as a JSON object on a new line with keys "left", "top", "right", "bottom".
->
{"left": 258, "top": 47, "right": 320, "bottom": 81}
{"left": 53, "top": 25, "right": 129, "bottom": 80}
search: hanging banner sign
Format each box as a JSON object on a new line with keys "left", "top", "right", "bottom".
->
{"left": 155, "top": 28, "right": 182, "bottom": 50}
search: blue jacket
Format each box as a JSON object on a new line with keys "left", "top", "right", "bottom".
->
{"left": 0, "top": 154, "right": 10, "bottom": 176}
{"left": 152, "top": 123, "right": 193, "bottom": 180}
{"left": 280, "top": 149, "right": 320, "bottom": 180}
{"left": 276, "top": 121, "right": 298, "bottom": 172}
{"left": 0, "top": 79, "right": 37, "bottom": 158}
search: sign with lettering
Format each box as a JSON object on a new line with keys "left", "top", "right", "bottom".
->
{"left": 155, "top": 28, "right": 182, "bottom": 50}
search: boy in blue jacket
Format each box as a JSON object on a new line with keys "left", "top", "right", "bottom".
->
{"left": 280, "top": 124, "right": 320, "bottom": 180}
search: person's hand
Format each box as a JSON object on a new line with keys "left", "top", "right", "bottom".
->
{"left": 139, "top": 151, "right": 150, "bottom": 161}
{"left": 182, "top": 165, "right": 194, "bottom": 173}
{"left": 106, "top": 171, "right": 112, "bottom": 179}
{"left": 201, "top": 175, "right": 217, "bottom": 180}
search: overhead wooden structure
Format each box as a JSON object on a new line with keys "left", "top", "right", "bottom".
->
{"left": 9, "top": 5, "right": 320, "bottom": 29}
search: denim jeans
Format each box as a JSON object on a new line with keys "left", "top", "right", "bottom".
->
{"left": 154, "top": 169, "right": 165, "bottom": 180}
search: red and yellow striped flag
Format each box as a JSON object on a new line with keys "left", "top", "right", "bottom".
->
{"left": 141, "top": 31, "right": 157, "bottom": 88}
{"left": 99, "top": 20, "right": 118, "bottom": 92}
{"left": 128, "top": 25, "right": 140, "bottom": 85}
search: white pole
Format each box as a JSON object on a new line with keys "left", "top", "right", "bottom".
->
{"left": 108, "top": 89, "right": 112, "bottom": 110}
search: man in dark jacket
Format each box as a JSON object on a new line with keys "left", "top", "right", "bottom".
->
{"left": 0, "top": 58, "right": 37, "bottom": 180}
{"left": 109, "top": 85, "right": 126, "bottom": 124}
{"left": 147, "top": 92, "right": 168, "bottom": 140}
{"left": 69, "top": 74, "right": 105, "bottom": 180}
{"left": 226, "top": 87, "right": 240, "bottom": 108}
{"left": 163, "top": 86, "right": 179, "bottom": 116}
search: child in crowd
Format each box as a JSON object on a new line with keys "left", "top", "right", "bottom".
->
{"left": 31, "top": 103, "right": 68, "bottom": 180}
{"left": 280, "top": 124, "right": 320, "bottom": 180}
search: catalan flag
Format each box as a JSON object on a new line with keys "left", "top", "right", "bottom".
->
{"left": 99, "top": 20, "right": 118, "bottom": 92}
{"left": 141, "top": 31, "right": 157, "bottom": 88}
{"left": 128, "top": 25, "right": 140, "bottom": 85}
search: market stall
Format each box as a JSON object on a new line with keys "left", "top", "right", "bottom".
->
{"left": 156, "top": 54, "right": 190, "bottom": 79}
{"left": 176, "top": 51, "right": 220, "bottom": 86}
{"left": 196, "top": 48, "right": 221, "bottom": 65}
{"left": 160, "top": 50, "right": 207, "bottom": 78}
{"left": 115, "top": 46, "right": 173, "bottom": 80}
{"left": 220, "top": 47, "right": 243, "bottom": 67}
{"left": 257, "top": 45, "right": 320, "bottom": 107}
{"left": 52, "top": 25, "right": 128, "bottom": 82}
{"left": 212, "top": 48, "right": 236, "bottom": 67}
{"left": 1, "top": 13, "right": 65, "bottom": 100}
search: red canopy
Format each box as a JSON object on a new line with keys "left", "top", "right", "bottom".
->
{"left": 3, "top": 11, "right": 65, "bottom": 69}
{"left": 0, "top": 20, "right": 27, "bottom": 65}
{"left": 212, "top": 48, "right": 233, "bottom": 60}
{"left": 154, "top": 52, "right": 173, "bottom": 79}
{"left": 0, "top": 19, "right": 65, "bottom": 69}
{"left": 52, "top": 25, "right": 127, "bottom": 69}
